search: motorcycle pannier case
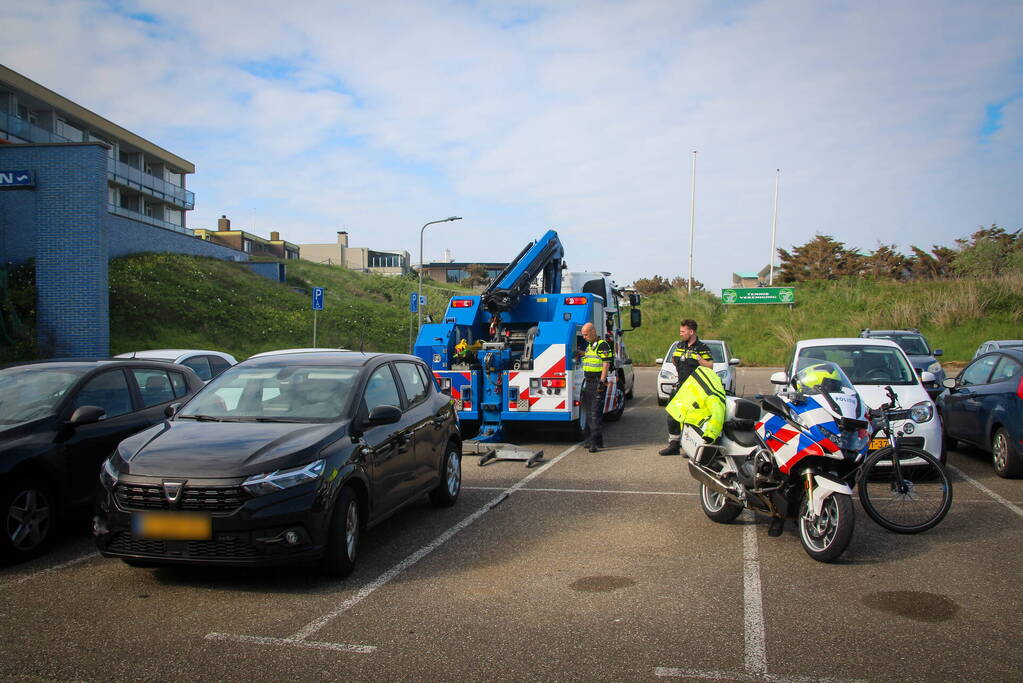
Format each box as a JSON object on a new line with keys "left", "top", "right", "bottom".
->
{"left": 680, "top": 424, "right": 707, "bottom": 462}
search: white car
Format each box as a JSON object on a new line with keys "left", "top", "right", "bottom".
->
{"left": 655, "top": 339, "right": 740, "bottom": 405}
{"left": 114, "top": 349, "right": 237, "bottom": 383}
{"left": 772, "top": 337, "right": 943, "bottom": 460}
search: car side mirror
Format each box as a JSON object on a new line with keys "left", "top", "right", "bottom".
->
{"left": 68, "top": 405, "right": 106, "bottom": 426}
{"left": 933, "top": 349, "right": 943, "bottom": 357}
{"left": 920, "top": 371, "right": 936, "bottom": 383}
{"left": 729, "top": 357, "right": 741, "bottom": 366}
{"left": 165, "top": 403, "right": 181, "bottom": 418}
{"left": 629, "top": 293, "right": 642, "bottom": 306}
{"left": 655, "top": 357, "right": 664, "bottom": 364}
{"left": 365, "top": 404, "right": 402, "bottom": 426}
{"left": 942, "top": 377, "right": 957, "bottom": 389}
{"left": 770, "top": 371, "right": 789, "bottom": 385}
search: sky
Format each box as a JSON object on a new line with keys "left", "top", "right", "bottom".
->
{"left": 2, "top": 0, "right": 1021, "bottom": 292}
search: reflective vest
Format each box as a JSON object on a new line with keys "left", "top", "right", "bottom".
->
{"left": 665, "top": 365, "right": 726, "bottom": 441}
{"left": 582, "top": 339, "right": 613, "bottom": 374}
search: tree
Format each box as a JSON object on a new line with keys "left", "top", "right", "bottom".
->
{"left": 860, "top": 243, "right": 908, "bottom": 281}
{"left": 907, "top": 245, "right": 956, "bottom": 280}
{"left": 776, "top": 234, "right": 862, "bottom": 282}
{"left": 462, "top": 263, "right": 491, "bottom": 288}
{"left": 953, "top": 224, "right": 1023, "bottom": 278}
{"left": 669, "top": 275, "right": 706, "bottom": 292}
{"left": 632, "top": 275, "right": 672, "bottom": 296}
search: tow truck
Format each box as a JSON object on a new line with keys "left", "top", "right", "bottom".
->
{"left": 413, "top": 230, "right": 641, "bottom": 465}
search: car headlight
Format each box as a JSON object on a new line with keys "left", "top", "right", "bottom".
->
{"left": 910, "top": 401, "right": 934, "bottom": 423}
{"left": 242, "top": 459, "right": 326, "bottom": 496}
{"left": 659, "top": 369, "right": 675, "bottom": 380}
{"left": 100, "top": 457, "right": 119, "bottom": 489}
{"left": 926, "top": 361, "right": 942, "bottom": 375}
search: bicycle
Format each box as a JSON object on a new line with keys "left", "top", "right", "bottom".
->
{"left": 856, "top": 385, "right": 953, "bottom": 534}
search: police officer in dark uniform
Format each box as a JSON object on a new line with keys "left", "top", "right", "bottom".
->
{"left": 659, "top": 318, "right": 714, "bottom": 455}
{"left": 579, "top": 321, "right": 614, "bottom": 452}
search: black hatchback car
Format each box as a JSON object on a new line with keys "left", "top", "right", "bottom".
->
{"left": 95, "top": 351, "right": 462, "bottom": 576}
{"left": 0, "top": 359, "right": 204, "bottom": 562}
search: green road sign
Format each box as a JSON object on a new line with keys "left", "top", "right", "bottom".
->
{"left": 721, "top": 287, "right": 795, "bottom": 305}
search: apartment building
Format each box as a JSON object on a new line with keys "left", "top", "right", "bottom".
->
{"left": 0, "top": 64, "right": 243, "bottom": 357}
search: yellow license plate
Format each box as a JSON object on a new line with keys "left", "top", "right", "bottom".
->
{"left": 133, "top": 512, "right": 212, "bottom": 540}
{"left": 869, "top": 438, "right": 890, "bottom": 451}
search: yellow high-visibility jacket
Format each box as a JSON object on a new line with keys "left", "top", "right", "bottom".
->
{"left": 665, "top": 365, "right": 727, "bottom": 441}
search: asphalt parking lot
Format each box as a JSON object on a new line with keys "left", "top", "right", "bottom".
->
{"left": 2, "top": 367, "right": 1021, "bottom": 681}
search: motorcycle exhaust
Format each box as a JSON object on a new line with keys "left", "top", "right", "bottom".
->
{"left": 687, "top": 461, "right": 743, "bottom": 504}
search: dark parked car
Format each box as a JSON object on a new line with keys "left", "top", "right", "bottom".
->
{"left": 95, "top": 351, "right": 461, "bottom": 576}
{"left": 937, "top": 349, "right": 1023, "bottom": 477}
{"left": 0, "top": 359, "right": 204, "bottom": 562}
{"left": 860, "top": 328, "right": 945, "bottom": 397}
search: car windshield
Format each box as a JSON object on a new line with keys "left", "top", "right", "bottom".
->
{"left": 791, "top": 361, "right": 856, "bottom": 396}
{"left": 178, "top": 365, "right": 360, "bottom": 422}
{"left": 796, "top": 345, "right": 918, "bottom": 385}
{"left": 872, "top": 334, "right": 930, "bottom": 356}
{"left": 0, "top": 366, "right": 89, "bottom": 428}
{"left": 704, "top": 343, "right": 726, "bottom": 364}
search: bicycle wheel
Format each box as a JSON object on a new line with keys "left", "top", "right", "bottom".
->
{"left": 858, "top": 446, "right": 953, "bottom": 534}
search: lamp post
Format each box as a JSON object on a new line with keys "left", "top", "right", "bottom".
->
{"left": 418, "top": 216, "right": 463, "bottom": 334}
{"left": 688, "top": 150, "right": 697, "bottom": 294}
{"left": 769, "top": 168, "right": 780, "bottom": 285}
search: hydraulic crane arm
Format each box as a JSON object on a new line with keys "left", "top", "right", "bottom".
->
{"left": 481, "top": 229, "right": 564, "bottom": 314}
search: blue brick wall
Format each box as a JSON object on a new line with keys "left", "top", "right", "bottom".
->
{"left": 0, "top": 143, "right": 249, "bottom": 358}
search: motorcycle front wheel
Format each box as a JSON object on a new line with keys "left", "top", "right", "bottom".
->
{"left": 699, "top": 483, "right": 743, "bottom": 523}
{"left": 798, "top": 492, "right": 854, "bottom": 563}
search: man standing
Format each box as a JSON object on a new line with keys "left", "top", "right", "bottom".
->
{"left": 579, "top": 322, "right": 613, "bottom": 452}
{"left": 659, "top": 318, "right": 714, "bottom": 455}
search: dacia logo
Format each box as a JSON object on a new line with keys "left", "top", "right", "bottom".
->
{"left": 163, "top": 481, "right": 185, "bottom": 503}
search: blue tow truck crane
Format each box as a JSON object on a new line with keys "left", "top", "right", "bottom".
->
{"left": 413, "top": 229, "right": 641, "bottom": 465}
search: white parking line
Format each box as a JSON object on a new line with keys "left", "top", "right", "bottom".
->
{"left": 0, "top": 551, "right": 99, "bottom": 592}
{"left": 464, "top": 486, "right": 695, "bottom": 496}
{"left": 656, "top": 515, "right": 864, "bottom": 682}
{"left": 948, "top": 465, "right": 1023, "bottom": 519}
{"left": 205, "top": 440, "right": 583, "bottom": 651}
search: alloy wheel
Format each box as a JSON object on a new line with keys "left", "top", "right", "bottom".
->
{"left": 345, "top": 500, "right": 359, "bottom": 560}
{"left": 7, "top": 488, "right": 51, "bottom": 551}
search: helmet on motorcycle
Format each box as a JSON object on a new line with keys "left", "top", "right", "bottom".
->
{"left": 795, "top": 363, "right": 843, "bottom": 395}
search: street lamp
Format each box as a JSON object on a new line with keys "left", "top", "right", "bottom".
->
{"left": 418, "top": 216, "right": 463, "bottom": 334}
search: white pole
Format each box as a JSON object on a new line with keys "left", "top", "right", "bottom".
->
{"left": 769, "top": 168, "right": 780, "bottom": 286}
{"left": 688, "top": 150, "right": 697, "bottom": 294}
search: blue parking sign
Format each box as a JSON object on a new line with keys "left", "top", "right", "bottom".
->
{"left": 311, "top": 287, "right": 325, "bottom": 310}
{"left": 409, "top": 291, "right": 418, "bottom": 313}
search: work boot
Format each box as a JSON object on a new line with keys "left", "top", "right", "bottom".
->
{"left": 768, "top": 518, "right": 785, "bottom": 537}
{"left": 658, "top": 442, "right": 680, "bottom": 456}
{"left": 588, "top": 444, "right": 599, "bottom": 453}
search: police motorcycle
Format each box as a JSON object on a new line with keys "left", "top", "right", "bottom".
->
{"left": 683, "top": 362, "right": 871, "bottom": 562}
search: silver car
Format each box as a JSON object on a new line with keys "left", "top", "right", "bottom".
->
{"left": 655, "top": 339, "right": 740, "bottom": 405}
{"left": 973, "top": 340, "right": 1023, "bottom": 359}
{"left": 114, "top": 349, "right": 237, "bottom": 383}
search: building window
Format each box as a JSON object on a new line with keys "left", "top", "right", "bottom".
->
{"left": 446, "top": 269, "right": 463, "bottom": 283}
{"left": 369, "top": 252, "right": 401, "bottom": 268}
{"left": 243, "top": 239, "right": 253, "bottom": 253}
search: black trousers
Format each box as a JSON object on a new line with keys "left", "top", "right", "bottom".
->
{"left": 581, "top": 376, "right": 606, "bottom": 446}
{"left": 666, "top": 382, "right": 681, "bottom": 440}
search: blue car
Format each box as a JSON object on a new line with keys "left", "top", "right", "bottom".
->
{"left": 937, "top": 348, "right": 1023, "bottom": 477}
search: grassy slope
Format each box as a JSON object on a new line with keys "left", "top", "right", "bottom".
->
{"left": 627, "top": 275, "right": 1023, "bottom": 366}
{"left": 107, "top": 253, "right": 469, "bottom": 358}
{"left": 6, "top": 253, "right": 1019, "bottom": 366}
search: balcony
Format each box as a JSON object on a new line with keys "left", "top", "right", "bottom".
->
{"left": 107, "top": 157, "right": 194, "bottom": 210}
{"left": 0, "top": 112, "right": 72, "bottom": 144}
{"left": 107, "top": 204, "right": 194, "bottom": 236}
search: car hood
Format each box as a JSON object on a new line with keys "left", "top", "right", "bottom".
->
{"left": 852, "top": 383, "right": 932, "bottom": 409}
{"left": 659, "top": 361, "right": 729, "bottom": 378}
{"left": 119, "top": 420, "right": 349, "bottom": 478}
{"left": 906, "top": 355, "right": 938, "bottom": 370}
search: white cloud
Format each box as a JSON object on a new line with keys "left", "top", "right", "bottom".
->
{"left": 2, "top": 0, "right": 1021, "bottom": 290}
